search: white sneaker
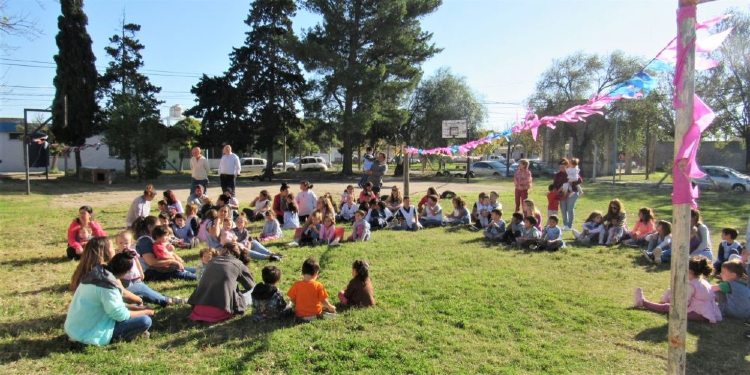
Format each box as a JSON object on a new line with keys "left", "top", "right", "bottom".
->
{"left": 634, "top": 288, "right": 644, "bottom": 308}
{"left": 286, "top": 241, "right": 299, "bottom": 247}
{"left": 329, "top": 238, "right": 340, "bottom": 247}
{"left": 571, "top": 229, "right": 581, "bottom": 240}
{"left": 653, "top": 248, "right": 663, "bottom": 265}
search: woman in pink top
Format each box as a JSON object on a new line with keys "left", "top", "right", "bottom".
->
{"left": 634, "top": 256, "right": 721, "bottom": 323}
{"left": 623, "top": 207, "right": 656, "bottom": 246}
{"left": 66, "top": 205, "right": 107, "bottom": 260}
{"left": 513, "top": 159, "right": 532, "bottom": 212}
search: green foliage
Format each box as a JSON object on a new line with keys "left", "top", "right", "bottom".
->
{"left": 50, "top": 0, "right": 99, "bottom": 173}
{"left": 186, "top": 74, "right": 251, "bottom": 151}
{"left": 301, "top": 0, "right": 442, "bottom": 174}
{"left": 705, "top": 9, "right": 750, "bottom": 170}
{"left": 404, "top": 67, "right": 486, "bottom": 148}
{"left": 170, "top": 117, "right": 202, "bottom": 153}
{"left": 99, "top": 22, "right": 165, "bottom": 180}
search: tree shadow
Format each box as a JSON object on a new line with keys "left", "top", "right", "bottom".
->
{"left": 634, "top": 320, "right": 750, "bottom": 372}
{"left": 0, "top": 255, "right": 71, "bottom": 267}
{"left": 0, "top": 314, "right": 66, "bottom": 338}
{"left": 17, "top": 283, "right": 69, "bottom": 296}
{"left": 0, "top": 335, "right": 85, "bottom": 365}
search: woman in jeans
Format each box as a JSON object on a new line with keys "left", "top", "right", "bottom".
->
{"left": 552, "top": 158, "right": 583, "bottom": 230}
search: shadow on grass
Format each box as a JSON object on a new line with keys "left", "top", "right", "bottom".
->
{"left": 0, "top": 314, "right": 66, "bottom": 338}
{"left": 0, "top": 335, "right": 85, "bottom": 365}
{"left": 0, "top": 255, "right": 71, "bottom": 267}
{"left": 630, "top": 254, "right": 671, "bottom": 273}
{"left": 634, "top": 321, "right": 750, "bottom": 372}
{"left": 17, "top": 283, "right": 69, "bottom": 296}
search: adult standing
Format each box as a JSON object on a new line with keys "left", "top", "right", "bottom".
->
{"left": 218, "top": 145, "right": 241, "bottom": 193}
{"left": 66, "top": 205, "right": 108, "bottom": 260}
{"left": 190, "top": 147, "right": 211, "bottom": 196}
{"left": 125, "top": 184, "right": 157, "bottom": 228}
{"left": 367, "top": 152, "right": 388, "bottom": 195}
{"left": 188, "top": 243, "right": 256, "bottom": 323}
{"left": 554, "top": 158, "right": 583, "bottom": 230}
{"left": 134, "top": 216, "right": 197, "bottom": 281}
{"left": 272, "top": 183, "right": 290, "bottom": 224}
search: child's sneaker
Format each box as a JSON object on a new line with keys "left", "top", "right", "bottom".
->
{"left": 653, "top": 248, "right": 663, "bottom": 265}
{"left": 634, "top": 288, "right": 644, "bottom": 308}
{"left": 268, "top": 255, "right": 281, "bottom": 262}
{"left": 329, "top": 238, "right": 340, "bottom": 247}
{"left": 286, "top": 241, "right": 299, "bottom": 247}
{"left": 642, "top": 250, "right": 655, "bottom": 263}
{"left": 571, "top": 229, "right": 581, "bottom": 240}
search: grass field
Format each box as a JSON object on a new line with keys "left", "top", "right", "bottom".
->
{"left": 0, "top": 176, "right": 748, "bottom": 374}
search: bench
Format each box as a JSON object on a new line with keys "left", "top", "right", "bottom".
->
{"left": 80, "top": 167, "right": 116, "bottom": 184}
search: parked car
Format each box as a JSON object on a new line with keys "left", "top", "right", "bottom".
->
{"left": 485, "top": 155, "right": 507, "bottom": 163}
{"left": 692, "top": 165, "right": 750, "bottom": 192}
{"left": 453, "top": 155, "right": 482, "bottom": 163}
{"left": 239, "top": 157, "right": 267, "bottom": 174}
{"left": 296, "top": 156, "right": 329, "bottom": 171}
{"left": 273, "top": 161, "right": 296, "bottom": 172}
{"left": 510, "top": 160, "right": 556, "bottom": 177}
{"left": 469, "top": 161, "right": 511, "bottom": 177}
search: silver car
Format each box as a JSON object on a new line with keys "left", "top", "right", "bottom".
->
{"left": 693, "top": 165, "right": 750, "bottom": 192}
{"left": 469, "top": 161, "right": 511, "bottom": 177}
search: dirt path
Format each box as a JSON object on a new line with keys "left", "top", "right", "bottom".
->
{"left": 51, "top": 176, "right": 509, "bottom": 209}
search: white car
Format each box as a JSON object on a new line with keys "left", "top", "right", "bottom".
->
{"left": 692, "top": 165, "right": 750, "bottom": 192}
{"left": 273, "top": 161, "right": 296, "bottom": 172}
{"left": 296, "top": 156, "right": 329, "bottom": 171}
{"left": 239, "top": 157, "right": 267, "bottom": 174}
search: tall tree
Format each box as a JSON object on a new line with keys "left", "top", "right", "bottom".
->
{"left": 402, "top": 67, "right": 486, "bottom": 149}
{"left": 99, "top": 23, "right": 165, "bottom": 179}
{"left": 301, "top": 0, "right": 442, "bottom": 175}
{"left": 169, "top": 116, "right": 201, "bottom": 173}
{"left": 706, "top": 10, "right": 750, "bottom": 170}
{"left": 51, "top": 0, "right": 98, "bottom": 176}
{"left": 231, "top": 0, "right": 306, "bottom": 179}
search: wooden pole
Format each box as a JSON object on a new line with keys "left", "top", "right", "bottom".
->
{"left": 668, "top": 1, "right": 696, "bottom": 374}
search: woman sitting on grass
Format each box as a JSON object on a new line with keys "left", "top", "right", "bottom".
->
{"left": 65, "top": 251, "right": 155, "bottom": 346}
{"left": 600, "top": 199, "right": 626, "bottom": 246}
{"left": 66, "top": 205, "right": 107, "bottom": 260}
{"left": 133, "top": 216, "right": 195, "bottom": 282}
{"left": 188, "top": 243, "right": 256, "bottom": 323}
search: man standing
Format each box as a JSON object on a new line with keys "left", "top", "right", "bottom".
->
{"left": 218, "top": 144, "right": 241, "bottom": 193}
{"left": 367, "top": 152, "right": 388, "bottom": 194}
{"left": 190, "top": 147, "right": 210, "bottom": 195}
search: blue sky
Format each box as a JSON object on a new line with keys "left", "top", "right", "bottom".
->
{"left": 2, "top": 0, "right": 749, "bottom": 130}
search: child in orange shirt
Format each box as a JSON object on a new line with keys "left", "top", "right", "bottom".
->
{"left": 287, "top": 257, "right": 336, "bottom": 321}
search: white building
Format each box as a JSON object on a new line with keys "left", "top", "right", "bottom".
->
{"left": 0, "top": 118, "right": 125, "bottom": 173}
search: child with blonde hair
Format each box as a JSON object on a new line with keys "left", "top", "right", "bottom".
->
{"left": 259, "top": 211, "right": 283, "bottom": 242}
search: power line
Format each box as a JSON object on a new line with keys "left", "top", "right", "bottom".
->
{"left": 0, "top": 57, "right": 204, "bottom": 77}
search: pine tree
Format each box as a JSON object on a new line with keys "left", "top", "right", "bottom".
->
{"left": 99, "top": 22, "right": 165, "bottom": 179}
{"left": 230, "top": 0, "right": 306, "bottom": 179}
{"left": 301, "top": 0, "right": 442, "bottom": 174}
{"left": 51, "top": 0, "right": 98, "bottom": 176}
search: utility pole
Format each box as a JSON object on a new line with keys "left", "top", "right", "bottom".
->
{"left": 668, "top": 1, "right": 697, "bottom": 374}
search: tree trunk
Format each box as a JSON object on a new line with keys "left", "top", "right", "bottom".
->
{"left": 264, "top": 146, "right": 275, "bottom": 181}
{"left": 341, "top": 92, "right": 355, "bottom": 175}
{"left": 74, "top": 149, "right": 82, "bottom": 178}
{"left": 124, "top": 154, "right": 132, "bottom": 178}
{"left": 50, "top": 155, "right": 59, "bottom": 172}
{"left": 624, "top": 153, "right": 633, "bottom": 174}
{"left": 745, "top": 129, "right": 750, "bottom": 172}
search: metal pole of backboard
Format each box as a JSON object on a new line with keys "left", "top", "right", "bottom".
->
{"left": 23, "top": 109, "right": 30, "bottom": 195}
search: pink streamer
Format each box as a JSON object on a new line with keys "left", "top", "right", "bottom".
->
{"left": 673, "top": 5, "right": 696, "bottom": 109}
{"left": 672, "top": 95, "right": 715, "bottom": 207}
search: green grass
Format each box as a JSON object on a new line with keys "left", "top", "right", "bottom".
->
{"left": 0, "top": 179, "right": 749, "bottom": 374}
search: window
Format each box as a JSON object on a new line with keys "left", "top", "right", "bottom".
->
{"left": 242, "top": 159, "right": 253, "bottom": 166}
{"left": 253, "top": 159, "right": 264, "bottom": 165}
{"left": 8, "top": 133, "right": 22, "bottom": 140}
